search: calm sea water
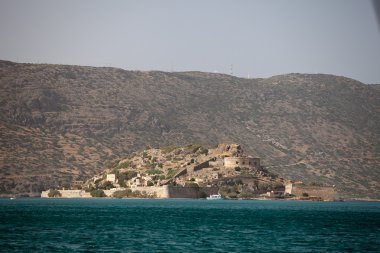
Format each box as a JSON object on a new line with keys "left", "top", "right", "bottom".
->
{"left": 0, "top": 199, "right": 379, "bottom": 252}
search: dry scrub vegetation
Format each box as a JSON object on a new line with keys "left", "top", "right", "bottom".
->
{"left": 0, "top": 60, "right": 379, "bottom": 198}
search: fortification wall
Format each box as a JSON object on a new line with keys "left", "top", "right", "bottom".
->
{"left": 41, "top": 190, "right": 91, "bottom": 198}
{"left": 292, "top": 186, "right": 337, "bottom": 201}
{"left": 41, "top": 191, "right": 49, "bottom": 198}
{"left": 168, "top": 186, "right": 218, "bottom": 198}
{"left": 224, "top": 157, "right": 260, "bottom": 169}
{"left": 104, "top": 188, "right": 126, "bottom": 197}
{"left": 41, "top": 186, "right": 218, "bottom": 199}
{"left": 129, "top": 186, "right": 169, "bottom": 198}
{"left": 192, "top": 160, "right": 210, "bottom": 172}
{"left": 107, "top": 186, "right": 218, "bottom": 198}
{"left": 61, "top": 190, "right": 91, "bottom": 198}
{"left": 198, "top": 187, "right": 219, "bottom": 198}
{"left": 174, "top": 168, "right": 187, "bottom": 178}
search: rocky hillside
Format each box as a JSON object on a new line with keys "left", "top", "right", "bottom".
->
{"left": 0, "top": 60, "right": 379, "bottom": 198}
{"left": 72, "top": 144, "right": 287, "bottom": 199}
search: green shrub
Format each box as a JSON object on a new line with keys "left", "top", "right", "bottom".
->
{"left": 117, "top": 171, "right": 137, "bottom": 186}
{"left": 98, "top": 181, "right": 113, "bottom": 190}
{"left": 90, "top": 189, "right": 106, "bottom": 197}
{"left": 302, "top": 192, "right": 309, "bottom": 197}
{"left": 128, "top": 190, "right": 156, "bottom": 198}
{"left": 162, "top": 146, "right": 178, "bottom": 154}
{"left": 199, "top": 147, "right": 208, "bottom": 155}
{"left": 240, "top": 170, "right": 252, "bottom": 177}
{"left": 118, "top": 161, "right": 130, "bottom": 169}
{"left": 113, "top": 189, "right": 133, "bottom": 198}
{"left": 84, "top": 186, "right": 94, "bottom": 192}
{"left": 186, "top": 144, "right": 202, "bottom": 153}
{"left": 239, "top": 192, "right": 255, "bottom": 199}
{"left": 125, "top": 171, "right": 138, "bottom": 179}
{"left": 227, "top": 192, "right": 238, "bottom": 198}
{"left": 48, "top": 189, "right": 61, "bottom": 198}
{"left": 104, "top": 160, "right": 119, "bottom": 169}
{"left": 166, "top": 168, "right": 177, "bottom": 179}
{"left": 273, "top": 182, "right": 284, "bottom": 190}
{"left": 234, "top": 166, "right": 241, "bottom": 172}
{"left": 185, "top": 182, "right": 199, "bottom": 188}
{"left": 146, "top": 169, "right": 163, "bottom": 175}
{"left": 258, "top": 183, "right": 270, "bottom": 192}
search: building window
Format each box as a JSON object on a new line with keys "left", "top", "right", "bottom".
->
{"left": 236, "top": 161, "right": 239, "bottom": 164}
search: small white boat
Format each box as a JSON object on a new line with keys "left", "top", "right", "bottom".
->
{"left": 207, "top": 194, "right": 222, "bottom": 200}
{"left": 10, "top": 197, "right": 15, "bottom": 200}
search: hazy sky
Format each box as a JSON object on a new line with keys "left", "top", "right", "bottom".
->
{"left": 1, "top": 0, "right": 379, "bottom": 83}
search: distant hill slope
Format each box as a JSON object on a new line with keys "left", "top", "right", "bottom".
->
{"left": 0, "top": 60, "right": 379, "bottom": 198}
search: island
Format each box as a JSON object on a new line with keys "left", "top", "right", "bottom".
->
{"left": 41, "top": 144, "right": 337, "bottom": 201}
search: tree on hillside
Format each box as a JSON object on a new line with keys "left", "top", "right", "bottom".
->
{"left": 48, "top": 189, "right": 62, "bottom": 197}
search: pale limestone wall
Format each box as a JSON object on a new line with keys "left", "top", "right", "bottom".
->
{"left": 41, "top": 187, "right": 169, "bottom": 198}
{"left": 106, "top": 174, "right": 116, "bottom": 183}
{"left": 285, "top": 184, "right": 293, "bottom": 194}
{"left": 104, "top": 188, "right": 126, "bottom": 197}
{"left": 41, "top": 191, "right": 49, "bottom": 198}
{"left": 130, "top": 186, "right": 169, "bottom": 198}
{"left": 41, "top": 190, "right": 92, "bottom": 198}
{"left": 108, "top": 186, "right": 217, "bottom": 198}
{"left": 104, "top": 186, "right": 169, "bottom": 198}
{"left": 209, "top": 160, "right": 222, "bottom": 167}
{"left": 290, "top": 185, "right": 338, "bottom": 201}
{"left": 60, "top": 190, "right": 92, "bottom": 198}
{"left": 224, "top": 157, "right": 260, "bottom": 169}
{"left": 41, "top": 186, "right": 218, "bottom": 199}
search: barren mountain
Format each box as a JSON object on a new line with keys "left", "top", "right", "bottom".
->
{"left": 0, "top": 60, "right": 379, "bottom": 198}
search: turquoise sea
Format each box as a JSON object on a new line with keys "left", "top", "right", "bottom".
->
{"left": 0, "top": 199, "right": 379, "bottom": 252}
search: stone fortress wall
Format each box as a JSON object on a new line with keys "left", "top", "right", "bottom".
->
{"left": 223, "top": 157, "right": 260, "bottom": 169}
{"left": 285, "top": 183, "right": 337, "bottom": 201}
{"left": 168, "top": 186, "right": 218, "bottom": 198}
{"left": 41, "top": 189, "right": 91, "bottom": 198}
{"left": 41, "top": 186, "right": 218, "bottom": 199}
{"left": 125, "top": 186, "right": 169, "bottom": 198}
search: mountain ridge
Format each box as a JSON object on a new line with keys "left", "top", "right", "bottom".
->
{"left": 0, "top": 60, "right": 379, "bottom": 198}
